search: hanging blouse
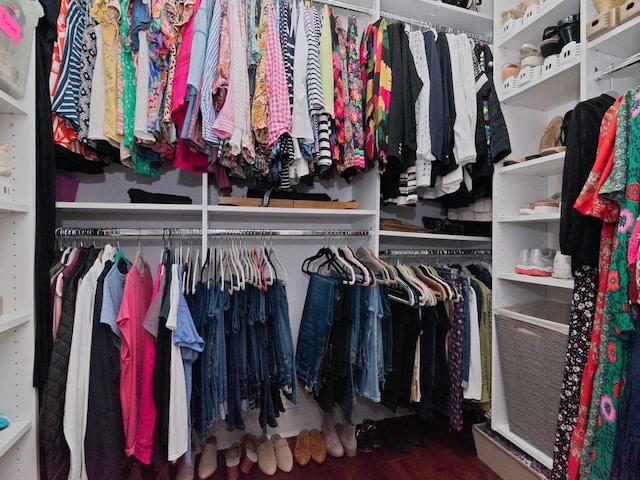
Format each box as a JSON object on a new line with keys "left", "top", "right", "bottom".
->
{"left": 265, "top": 0, "right": 291, "bottom": 148}
{"left": 200, "top": 0, "right": 223, "bottom": 147}
{"left": 340, "top": 14, "right": 365, "bottom": 181}
{"left": 290, "top": 1, "right": 313, "bottom": 142}
{"left": 251, "top": 0, "right": 269, "bottom": 146}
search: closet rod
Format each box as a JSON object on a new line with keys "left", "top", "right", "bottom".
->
{"left": 55, "top": 227, "right": 371, "bottom": 238}
{"left": 594, "top": 51, "right": 640, "bottom": 80}
{"left": 379, "top": 248, "right": 492, "bottom": 257}
{"left": 311, "top": 0, "right": 373, "bottom": 14}
{"left": 379, "top": 9, "right": 491, "bottom": 42}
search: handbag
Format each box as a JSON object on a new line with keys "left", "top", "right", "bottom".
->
{"left": 441, "top": 0, "right": 481, "bottom": 10}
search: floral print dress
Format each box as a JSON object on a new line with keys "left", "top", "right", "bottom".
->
{"left": 582, "top": 87, "right": 640, "bottom": 480}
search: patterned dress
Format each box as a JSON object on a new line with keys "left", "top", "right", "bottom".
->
{"left": 583, "top": 87, "right": 640, "bottom": 479}
{"left": 568, "top": 97, "right": 621, "bottom": 480}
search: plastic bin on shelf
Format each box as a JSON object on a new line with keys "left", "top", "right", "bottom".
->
{"left": 559, "top": 41, "right": 580, "bottom": 64}
{"left": 494, "top": 300, "right": 571, "bottom": 458}
{"left": 619, "top": 0, "right": 640, "bottom": 23}
{"left": 587, "top": 9, "right": 620, "bottom": 41}
{"left": 0, "top": 0, "right": 42, "bottom": 99}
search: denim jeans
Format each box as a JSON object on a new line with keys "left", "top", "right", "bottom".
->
{"left": 359, "top": 286, "right": 382, "bottom": 403}
{"left": 225, "top": 288, "right": 248, "bottom": 431}
{"left": 314, "top": 284, "right": 353, "bottom": 419}
{"left": 268, "top": 280, "right": 297, "bottom": 404}
{"left": 380, "top": 285, "right": 393, "bottom": 375}
{"left": 246, "top": 286, "right": 265, "bottom": 410}
{"left": 296, "top": 273, "right": 340, "bottom": 394}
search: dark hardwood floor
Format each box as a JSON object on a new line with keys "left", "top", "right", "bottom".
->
{"left": 195, "top": 415, "right": 500, "bottom": 480}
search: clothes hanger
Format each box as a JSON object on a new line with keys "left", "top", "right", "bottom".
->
{"left": 266, "top": 235, "right": 287, "bottom": 286}
{"left": 356, "top": 247, "right": 390, "bottom": 285}
{"left": 342, "top": 245, "right": 372, "bottom": 286}
{"left": 261, "top": 234, "right": 275, "bottom": 286}
{"left": 133, "top": 229, "right": 146, "bottom": 273}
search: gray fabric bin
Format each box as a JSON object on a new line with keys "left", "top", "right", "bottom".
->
{"left": 494, "top": 300, "right": 571, "bottom": 458}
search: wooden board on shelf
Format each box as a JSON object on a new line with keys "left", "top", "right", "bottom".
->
{"left": 217, "top": 197, "right": 359, "bottom": 209}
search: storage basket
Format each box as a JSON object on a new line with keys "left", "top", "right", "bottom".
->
{"left": 619, "top": 0, "right": 640, "bottom": 23}
{"left": 587, "top": 9, "right": 620, "bottom": 41}
{"left": 517, "top": 65, "right": 542, "bottom": 86}
{"left": 593, "top": 0, "right": 625, "bottom": 13}
{"left": 494, "top": 300, "right": 570, "bottom": 457}
{"left": 560, "top": 41, "right": 581, "bottom": 64}
{"left": 542, "top": 54, "right": 560, "bottom": 75}
{"left": 523, "top": 3, "right": 539, "bottom": 24}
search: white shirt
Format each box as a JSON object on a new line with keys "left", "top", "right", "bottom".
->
{"left": 167, "top": 265, "right": 188, "bottom": 462}
{"left": 463, "top": 285, "right": 483, "bottom": 401}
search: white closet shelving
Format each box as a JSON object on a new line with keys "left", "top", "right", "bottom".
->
{"left": 52, "top": 0, "right": 496, "bottom": 456}
{"left": 492, "top": 0, "right": 639, "bottom": 468}
{"left": 0, "top": 37, "right": 38, "bottom": 479}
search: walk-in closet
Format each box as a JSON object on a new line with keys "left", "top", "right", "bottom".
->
{"left": 0, "top": 0, "right": 639, "bottom": 477}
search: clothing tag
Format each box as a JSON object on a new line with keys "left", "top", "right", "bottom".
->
{"left": 0, "top": 5, "right": 21, "bottom": 45}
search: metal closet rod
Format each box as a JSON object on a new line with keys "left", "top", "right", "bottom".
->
{"left": 594, "top": 51, "right": 640, "bottom": 80}
{"left": 379, "top": 9, "right": 491, "bottom": 42}
{"left": 55, "top": 227, "right": 371, "bottom": 238}
{"left": 379, "top": 248, "right": 492, "bottom": 257}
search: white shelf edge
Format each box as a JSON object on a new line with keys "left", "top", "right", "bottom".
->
{"left": 500, "top": 57, "right": 581, "bottom": 104}
{"left": 0, "top": 314, "right": 30, "bottom": 334}
{"left": 588, "top": 15, "right": 640, "bottom": 54}
{"left": 378, "top": 229, "right": 491, "bottom": 241}
{"left": 0, "top": 419, "right": 32, "bottom": 458}
{"left": 496, "top": 152, "right": 565, "bottom": 175}
{"left": 497, "top": 213, "right": 560, "bottom": 222}
{"left": 0, "top": 200, "right": 29, "bottom": 213}
{"left": 56, "top": 202, "right": 203, "bottom": 212}
{"left": 497, "top": 0, "right": 573, "bottom": 48}
{"left": 492, "top": 423, "right": 553, "bottom": 470}
{"left": 0, "top": 90, "right": 28, "bottom": 116}
{"left": 208, "top": 206, "right": 377, "bottom": 216}
{"left": 497, "top": 272, "right": 575, "bottom": 289}
{"left": 419, "top": 0, "right": 493, "bottom": 20}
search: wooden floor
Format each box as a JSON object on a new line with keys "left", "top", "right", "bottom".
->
{"left": 185, "top": 415, "right": 501, "bottom": 480}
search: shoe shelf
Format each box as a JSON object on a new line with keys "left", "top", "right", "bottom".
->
{"left": 207, "top": 205, "right": 377, "bottom": 219}
{"left": 0, "top": 314, "right": 30, "bottom": 334}
{"left": 496, "top": 152, "right": 565, "bottom": 176}
{"left": 0, "top": 419, "right": 31, "bottom": 458}
{"left": 500, "top": 57, "right": 580, "bottom": 109}
{"left": 497, "top": 271, "right": 575, "bottom": 289}
{"left": 380, "top": 0, "right": 493, "bottom": 38}
{"left": 56, "top": 202, "right": 203, "bottom": 216}
{"left": 0, "top": 90, "right": 28, "bottom": 116}
{"left": 378, "top": 230, "right": 492, "bottom": 242}
{"left": 588, "top": 14, "right": 640, "bottom": 58}
{"left": 498, "top": 0, "right": 580, "bottom": 50}
{"left": 0, "top": 200, "right": 29, "bottom": 214}
{"left": 498, "top": 213, "right": 560, "bottom": 222}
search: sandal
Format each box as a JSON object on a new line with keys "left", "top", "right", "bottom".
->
{"left": 539, "top": 116, "right": 565, "bottom": 155}
{"left": 534, "top": 193, "right": 561, "bottom": 214}
{"left": 502, "top": 61, "right": 521, "bottom": 82}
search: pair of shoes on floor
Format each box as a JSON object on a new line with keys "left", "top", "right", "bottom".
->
{"left": 254, "top": 434, "right": 293, "bottom": 476}
{"left": 355, "top": 419, "right": 382, "bottom": 453}
{"left": 516, "top": 248, "right": 572, "bottom": 278}
{"left": 198, "top": 436, "right": 218, "bottom": 479}
{"left": 519, "top": 192, "right": 561, "bottom": 215}
{"left": 295, "top": 429, "right": 327, "bottom": 466}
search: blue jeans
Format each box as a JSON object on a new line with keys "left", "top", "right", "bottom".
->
{"left": 269, "top": 280, "right": 297, "bottom": 404}
{"left": 379, "top": 285, "right": 393, "bottom": 375}
{"left": 359, "top": 286, "right": 382, "bottom": 402}
{"left": 296, "top": 273, "right": 340, "bottom": 394}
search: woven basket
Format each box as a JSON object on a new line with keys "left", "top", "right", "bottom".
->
{"left": 593, "top": 0, "right": 626, "bottom": 12}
